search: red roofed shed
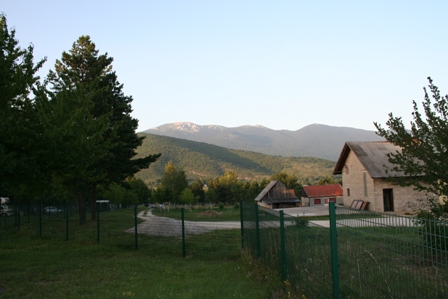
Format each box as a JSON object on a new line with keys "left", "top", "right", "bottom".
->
{"left": 301, "top": 184, "right": 343, "bottom": 206}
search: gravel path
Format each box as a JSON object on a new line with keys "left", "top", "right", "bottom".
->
{"left": 126, "top": 210, "right": 241, "bottom": 237}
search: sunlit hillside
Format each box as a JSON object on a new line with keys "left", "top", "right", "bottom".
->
{"left": 134, "top": 133, "right": 337, "bottom": 186}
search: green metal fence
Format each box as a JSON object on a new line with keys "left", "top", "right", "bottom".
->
{"left": 1, "top": 201, "right": 241, "bottom": 259}
{"left": 241, "top": 201, "right": 448, "bottom": 298}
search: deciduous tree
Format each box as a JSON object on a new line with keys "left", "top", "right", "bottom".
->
{"left": 375, "top": 77, "right": 448, "bottom": 217}
{"left": 159, "top": 161, "right": 188, "bottom": 203}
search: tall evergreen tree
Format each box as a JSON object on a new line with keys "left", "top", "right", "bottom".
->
{"left": 48, "top": 36, "right": 160, "bottom": 222}
{"left": 0, "top": 14, "right": 46, "bottom": 197}
{"left": 35, "top": 85, "right": 111, "bottom": 224}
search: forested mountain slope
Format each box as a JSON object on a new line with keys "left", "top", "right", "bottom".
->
{"left": 135, "top": 133, "right": 336, "bottom": 186}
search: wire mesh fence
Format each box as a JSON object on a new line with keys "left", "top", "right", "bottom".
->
{"left": 0, "top": 201, "right": 242, "bottom": 259}
{"left": 6, "top": 198, "right": 447, "bottom": 297}
{"left": 241, "top": 201, "right": 448, "bottom": 299}
{"left": 336, "top": 206, "right": 448, "bottom": 298}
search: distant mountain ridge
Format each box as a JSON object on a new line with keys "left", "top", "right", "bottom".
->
{"left": 135, "top": 133, "right": 336, "bottom": 185}
{"left": 143, "top": 123, "right": 384, "bottom": 161}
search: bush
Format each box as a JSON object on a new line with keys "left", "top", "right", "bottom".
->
{"left": 234, "top": 202, "right": 240, "bottom": 209}
{"left": 218, "top": 202, "right": 224, "bottom": 210}
{"left": 414, "top": 198, "right": 448, "bottom": 252}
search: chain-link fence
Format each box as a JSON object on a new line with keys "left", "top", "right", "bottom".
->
{"left": 1, "top": 201, "right": 241, "bottom": 258}
{"left": 241, "top": 201, "right": 448, "bottom": 298}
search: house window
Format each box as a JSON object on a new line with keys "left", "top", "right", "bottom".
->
{"left": 347, "top": 188, "right": 350, "bottom": 197}
{"left": 329, "top": 198, "right": 336, "bottom": 202}
{"left": 324, "top": 198, "right": 329, "bottom": 204}
{"left": 363, "top": 172, "right": 368, "bottom": 197}
{"left": 314, "top": 198, "right": 321, "bottom": 205}
{"left": 344, "top": 165, "right": 349, "bottom": 174}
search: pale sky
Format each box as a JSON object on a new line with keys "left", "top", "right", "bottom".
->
{"left": 3, "top": 1, "right": 448, "bottom": 132}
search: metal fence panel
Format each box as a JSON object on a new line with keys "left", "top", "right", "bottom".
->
{"left": 241, "top": 201, "right": 448, "bottom": 298}
{"left": 336, "top": 206, "right": 448, "bottom": 298}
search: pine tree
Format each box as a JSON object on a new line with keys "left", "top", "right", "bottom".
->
{"left": 0, "top": 14, "right": 45, "bottom": 197}
{"left": 48, "top": 36, "right": 160, "bottom": 223}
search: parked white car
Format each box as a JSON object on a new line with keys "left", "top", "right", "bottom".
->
{"left": 0, "top": 204, "right": 14, "bottom": 216}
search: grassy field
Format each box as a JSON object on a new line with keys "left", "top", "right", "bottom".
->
{"left": 0, "top": 207, "right": 286, "bottom": 299}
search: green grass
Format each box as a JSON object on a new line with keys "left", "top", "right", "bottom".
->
{"left": 0, "top": 208, "right": 286, "bottom": 299}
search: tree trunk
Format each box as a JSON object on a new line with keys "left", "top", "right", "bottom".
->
{"left": 91, "top": 184, "right": 97, "bottom": 221}
{"left": 78, "top": 193, "right": 86, "bottom": 225}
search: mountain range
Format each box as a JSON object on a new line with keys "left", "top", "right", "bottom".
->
{"left": 134, "top": 133, "right": 336, "bottom": 186}
{"left": 143, "top": 122, "right": 384, "bottom": 161}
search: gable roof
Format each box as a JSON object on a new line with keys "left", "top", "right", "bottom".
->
{"left": 302, "top": 184, "right": 343, "bottom": 198}
{"left": 254, "top": 181, "right": 278, "bottom": 202}
{"left": 333, "top": 141, "right": 404, "bottom": 178}
{"left": 254, "top": 180, "right": 299, "bottom": 204}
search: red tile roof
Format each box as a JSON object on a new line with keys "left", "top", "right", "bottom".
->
{"left": 302, "top": 184, "right": 343, "bottom": 198}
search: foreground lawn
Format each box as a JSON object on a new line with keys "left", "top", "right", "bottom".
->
{"left": 0, "top": 208, "right": 284, "bottom": 299}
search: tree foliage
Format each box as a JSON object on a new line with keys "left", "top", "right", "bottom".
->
{"left": 49, "top": 36, "right": 160, "bottom": 185}
{"left": 0, "top": 17, "right": 160, "bottom": 224}
{"left": 45, "top": 36, "right": 160, "bottom": 223}
{"left": 126, "top": 178, "right": 151, "bottom": 204}
{"left": 317, "top": 175, "right": 337, "bottom": 185}
{"left": 179, "top": 188, "right": 194, "bottom": 205}
{"left": 190, "top": 179, "right": 206, "bottom": 202}
{"left": 135, "top": 133, "right": 335, "bottom": 186}
{"left": 0, "top": 14, "right": 45, "bottom": 197}
{"left": 375, "top": 78, "right": 448, "bottom": 197}
{"left": 159, "top": 161, "right": 188, "bottom": 202}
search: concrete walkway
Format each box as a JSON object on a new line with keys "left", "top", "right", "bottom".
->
{"left": 126, "top": 210, "right": 240, "bottom": 237}
{"left": 276, "top": 205, "right": 330, "bottom": 217}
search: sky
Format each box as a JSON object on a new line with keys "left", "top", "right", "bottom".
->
{"left": 3, "top": 1, "right": 448, "bottom": 132}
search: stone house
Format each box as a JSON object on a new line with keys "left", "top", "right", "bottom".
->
{"left": 301, "top": 184, "right": 343, "bottom": 207}
{"left": 333, "top": 141, "right": 428, "bottom": 213}
{"left": 254, "top": 180, "right": 300, "bottom": 209}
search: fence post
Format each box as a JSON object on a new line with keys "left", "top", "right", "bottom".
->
{"left": 27, "top": 203, "right": 30, "bottom": 223}
{"left": 16, "top": 204, "right": 20, "bottom": 230}
{"left": 279, "top": 210, "right": 287, "bottom": 283}
{"left": 39, "top": 199, "right": 42, "bottom": 238}
{"left": 181, "top": 208, "right": 186, "bottom": 258}
{"left": 329, "top": 202, "right": 340, "bottom": 299}
{"left": 240, "top": 199, "right": 244, "bottom": 249}
{"left": 134, "top": 205, "right": 138, "bottom": 250}
{"left": 97, "top": 202, "right": 100, "bottom": 244}
{"left": 65, "top": 201, "right": 69, "bottom": 241}
{"left": 254, "top": 203, "right": 261, "bottom": 258}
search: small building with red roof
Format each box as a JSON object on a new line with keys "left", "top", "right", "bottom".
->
{"left": 301, "top": 184, "right": 343, "bottom": 207}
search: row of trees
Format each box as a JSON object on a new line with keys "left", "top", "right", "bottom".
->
{"left": 150, "top": 161, "right": 338, "bottom": 205}
{"left": 0, "top": 15, "right": 160, "bottom": 223}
